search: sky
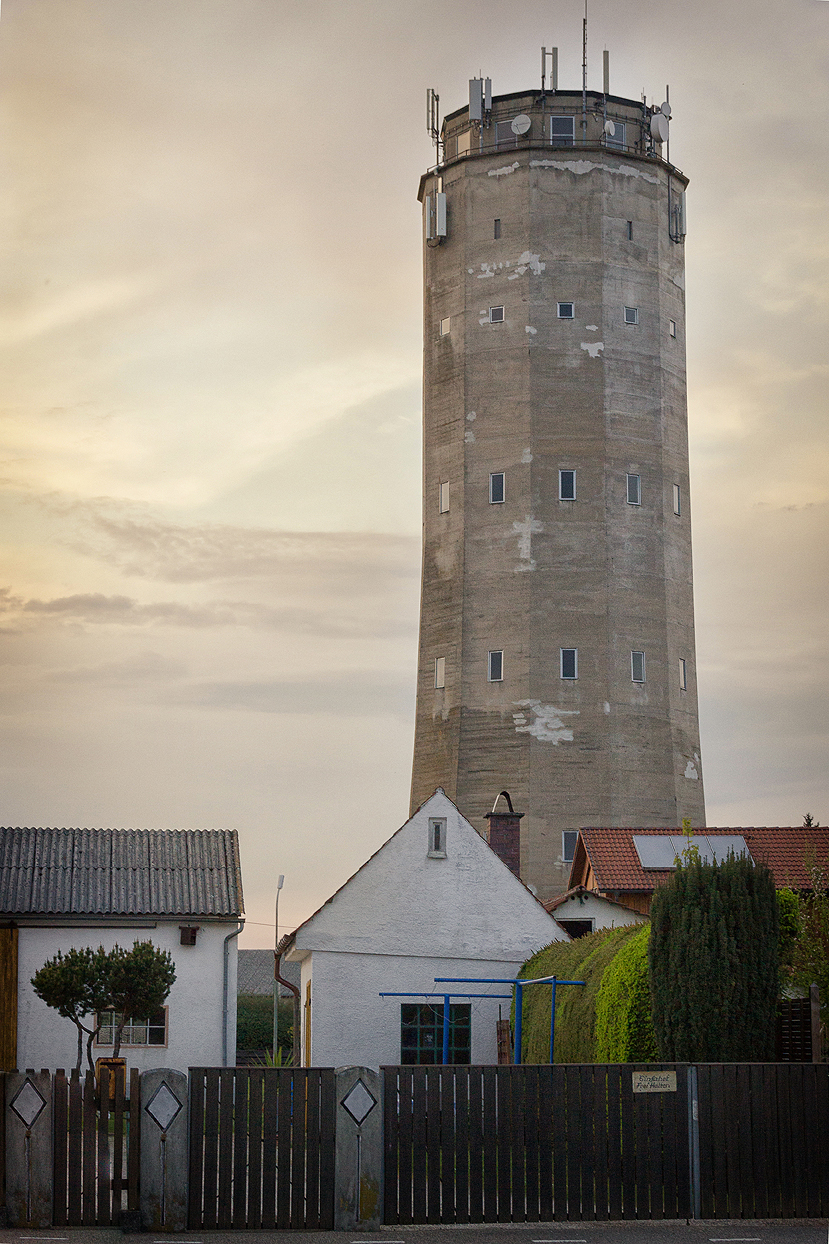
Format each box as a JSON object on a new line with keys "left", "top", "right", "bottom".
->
{"left": 1, "top": 0, "right": 827, "bottom": 948}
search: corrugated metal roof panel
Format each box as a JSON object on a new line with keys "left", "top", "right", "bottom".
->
{"left": 0, "top": 827, "right": 244, "bottom": 917}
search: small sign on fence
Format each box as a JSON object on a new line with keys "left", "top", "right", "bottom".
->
{"left": 632, "top": 1070, "right": 677, "bottom": 1093}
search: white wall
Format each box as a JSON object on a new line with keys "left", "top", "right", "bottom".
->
{"left": 552, "top": 892, "right": 647, "bottom": 933}
{"left": 290, "top": 790, "right": 564, "bottom": 1068}
{"left": 16, "top": 921, "right": 238, "bottom": 1073}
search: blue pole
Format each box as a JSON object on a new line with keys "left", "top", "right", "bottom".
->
{"left": 514, "top": 981, "right": 523, "bottom": 1065}
{"left": 549, "top": 977, "right": 558, "bottom": 1063}
{"left": 442, "top": 994, "right": 450, "bottom": 1063}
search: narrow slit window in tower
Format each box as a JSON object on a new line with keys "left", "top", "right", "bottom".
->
{"left": 560, "top": 648, "right": 578, "bottom": 680}
{"left": 488, "top": 650, "right": 503, "bottom": 682}
{"left": 489, "top": 472, "right": 505, "bottom": 504}
{"left": 559, "top": 469, "right": 576, "bottom": 501}
{"left": 673, "top": 483, "right": 681, "bottom": 515}
{"left": 489, "top": 305, "right": 504, "bottom": 323}
{"left": 440, "top": 317, "right": 451, "bottom": 336}
{"left": 627, "top": 474, "right": 641, "bottom": 505}
{"left": 631, "top": 651, "right": 646, "bottom": 683}
{"left": 439, "top": 481, "right": 450, "bottom": 513}
{"left": 669, "top": 319, "right": 677, "bottom": 338}
{"left": 434, "top": 656, "right": 445, "bottom": 689}
{"left": 562, "top": 830, "right": 579, "bottom": 863}
{"left": 679, "top": 658, "right": 688, "bottom": 691}
{"left": 494, "top": 218, "right": 501, "bottom": 239}
{"left": 627, "top": 220, "right": 633, "bottom": 240}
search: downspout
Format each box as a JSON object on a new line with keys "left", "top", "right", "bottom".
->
{"left": 222, "top": 919, "right": 245, "bottom": 1067}
{"left": 275, "top": 935, "right": 301, "bottom": 1067}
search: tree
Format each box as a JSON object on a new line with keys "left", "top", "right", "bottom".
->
{"left": 31, "top": 940, "right": 176, "bottom": 1072}
{"left": 785, "top": 850, "right": 829, "bottom": 1032}
{"left": 649, "top": 852, "right": 779, "bottom": 1061}
{"left": 803, "top": 813, "right": 821, "bottom": 828}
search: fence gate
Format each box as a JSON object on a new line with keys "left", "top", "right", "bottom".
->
{"left": 52, "top": 1067, "right": 140, "bottom": 1227}
{"left": 383, "top": 1063, "right": 690, "bottom": 1224}
{"left": 187, "top": 1067, "right": 336, "bottom": 1230}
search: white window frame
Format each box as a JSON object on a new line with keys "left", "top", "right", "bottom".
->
{"left": 669, "top": 319, "right": 677, "bottom": 338}
{"left": 673, "top": 483, "right": 681, "bottom": 516}
{"left": 489, "top": 305, "right": 505, "bottom": 324}
{"left": 427, "top": 817, "right": 447, "bottom": 857}
{"left": 434, "top": 656, "right": 445, "bottom": 689}
{"left": 679, "top": 658, "right": 688, "bottom": 691}
{"left": 439, "top": 481, "right": 450, "bottom": 514}
{"left": 489, "top": 471, "right": 505, "bottom": 504}
{"left": 624, "top": 306, "right": 639, "bottom": 326}
{"left": 559, "top": 469, "right": 576, "bottom": 501}
{"left": 562, "top": 830, "right": 579, "bottom": 864}
{"left": 626, "top": 473, "right": 641, "bottom": 506}
{"left": 557, "top": 302, "right": 575, "bottom": 319}
{"left": 631, "top": 650, "right": 646, "bottom": 683}
{"left": 560, "top": 648, "right": 578, "bottom": 680}
{"left": 96, "top": 1007, "right": 168, "bottom": 1048}
{"left": 439, "top": 316, "right": 451, "bottom": 336}
{"left": 488, "top": 650, "right": 504, "bottom": 682}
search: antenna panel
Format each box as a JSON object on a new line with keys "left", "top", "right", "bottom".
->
{"left": 469, "top": 78, "right": 483, "bottom": 122}
{"left": 650, "top": 112, "right": 669, "bottom": 144}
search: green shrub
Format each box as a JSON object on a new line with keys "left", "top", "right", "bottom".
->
{"left": 595, "top": 924, "right": 657, "bottom": 1062}
{"left": 519, "top": 924, "right": 647, "bottom": 1063}
{"left": 237, "top": 994, "right": 294, "bottom": 1053}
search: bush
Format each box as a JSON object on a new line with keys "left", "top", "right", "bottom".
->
{"left": 595, "top": 924, "right": 657, "bottom": 1062}
{"left": 237, "top": 994, "right": 294, "bottom": 1054}
{"left": 519, "top": 924, "right": 647, "bottom": 1063}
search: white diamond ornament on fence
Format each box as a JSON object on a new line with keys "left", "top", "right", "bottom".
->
{"left": 145, "top": 1082, "right": 183, "bottom": 1131}
{"left": 341, "top": 1078, "right": 377, "bottom": 1126}
{"left": 10, "top": 1078, "right": 47, "bottom": 1129}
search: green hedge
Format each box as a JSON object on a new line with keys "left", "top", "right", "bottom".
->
{"left": 595, "top": 924, "right": 657, "bottom": 1062}
{"left": 519, "top": 924, "right": 648, "bottom": 1063}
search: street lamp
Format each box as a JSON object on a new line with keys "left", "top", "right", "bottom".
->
{"left": 273, "top": 874, "right": 284, "bottom": 1062}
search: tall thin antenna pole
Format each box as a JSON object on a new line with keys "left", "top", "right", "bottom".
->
{"left": 582, "top": 0, "right": 588, "bottom": 143}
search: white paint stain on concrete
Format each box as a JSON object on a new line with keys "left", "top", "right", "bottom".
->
{"left": 525, "top": 325, "right": 537, "bottom": 335}
{"left": 581, "top": 341, "right": 605, "bottom": 358}
{"left": 512, "top": 700, "right": 579, "bottom": 743}
{"left": 512, "top": 514, "right": 544, "bottom": 571}
{"left": 521, "top": 447, "right": 533, "bottom": 463}
{"left": 603, "top": 702, "right": 611, "bottom": 714}
{"left": 488, "top": 161, "right": 520, "bottom": 178}
{"left": 684, "top": 759, "right": 699, "bottom": 780}
{"left": 586, "top": 325, "right": 599, "bottom": 332}
{"left": 509, "top": 251, "right": 546, "bottom": 280}
{"left": 466, "top": 411, "right": 477, "bottom": 421}
{"left": 464, "top": 429, "right": 476, "bottom": 443}
{"left": 530, "top": 158, "right": 660, "bottom": 185}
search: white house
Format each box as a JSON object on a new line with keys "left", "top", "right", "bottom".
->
{"left": 0, "top": 826, "right": 245, "bottom": 1073}
{"left": 281, "top": 790, "right": 564, "bottom": 1069}
{"left": 546, "top": 885, "right": 648, "bottom": 938}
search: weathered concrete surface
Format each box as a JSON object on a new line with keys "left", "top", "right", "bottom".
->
{"left": 140, "top": 1068, "right": 189, "bottom": 1232}
{"left": 411, "top": 87, "right": 705, "bottom": 905}
{"left": 4, "top": 1069, "right": 53, "bottom": 1226}
{"left": 333, "top": 1066, "right": 383, "bottom": 1231}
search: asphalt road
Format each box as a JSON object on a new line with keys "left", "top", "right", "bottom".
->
{"left": 0, "top": 1222, "right": 826, "bottom": 1244}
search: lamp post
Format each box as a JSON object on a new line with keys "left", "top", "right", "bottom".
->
{"left": 273, "top": 874, "right": 284, "bottom": 1062}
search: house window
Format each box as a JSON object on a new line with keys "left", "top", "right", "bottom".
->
{"left": 560, "top": 648, "right": 578, "bottom": 680}
{"left": 669, "top": 319, "right": 677, "bottom": 338}
{"left": 559, "top": 469, "right": 576, "bottom": 501}
{"left": 179, "top": 925, "right": 198, "bottom": 946}
{"left": 489, "top": 471, "right": 505, "bottom": 504}
{"left": 489, "top": 305, "right": 504, "bottom": 324}
{"left": 627, "top": 220, "right": 633, "bottom": 240}
{"left": 97, "top": 1009, "right": 167, "bottom": 1047}
{"left": 434, "top": 656, "right": 445, "bottom": 689}
{"left": 631, "top": 651, "right": 646, "bottom": 683}
{"left": 439, "top": 481, "right": 450, "bottom": 514}
{"left": 679, "top": 658, "right": 688, "bottom": 691}
{"left": 494, "top": 218, "right": 501, "bottom": 239}
{"left": 550, "top": 116, "right": 575, "bottom": 146}
{"left": 488, "top": 650, "right": 503, "bottom": 682}
{"left": 562, "top": 830, "right": 579, "bottom": 863}
{"left": 673, "top": 483, "right": 681, "bottom": 515}
{"left": 557, "top": 301, "right": 575, "bottom": 319}
{"left": 626, "top": 473, "right": 641, "bottom": 505}
{"left": 428, "top": 817, "right": 447, "bottom": 856}
{"left": 624, "top": 306, "right": 639, "bottom": 325}
{"left": 401, "top": 1002, "right": 471, "bottom": 1064}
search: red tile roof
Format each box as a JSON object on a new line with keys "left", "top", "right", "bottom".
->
{"left": 573, "top": 827, "right": 829, "bottom": 894}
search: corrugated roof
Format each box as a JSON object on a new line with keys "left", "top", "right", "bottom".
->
{"left": 0, "top": 827, "right": 244, "bottom": 917}
{"left": 575, "top": 826, "right": 829, "bottom": 894}
{"left": 237, "top": 949, "right": 299, "bottom": 996}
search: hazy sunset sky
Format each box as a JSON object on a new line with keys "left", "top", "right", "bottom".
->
{"left": 1, "top": 0, "right": 827, "bottom": 946}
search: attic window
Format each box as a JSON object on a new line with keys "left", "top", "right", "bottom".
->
{"left": 179, "top": 926, "right": 199, "bottom": 946}
{"left": 428, "top": 818, "right": 447, "bottom": 858}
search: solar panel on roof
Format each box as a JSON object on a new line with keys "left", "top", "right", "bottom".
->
{"left": 633, "top": 836, "right": 681, "bottom": 869}
{"left": 633, "top": 833, "right": 751, "bottom": 871}
{"left": 706, "top": 834, "right": 750, "bottom": 863}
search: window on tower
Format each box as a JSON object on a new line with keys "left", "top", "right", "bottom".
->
{"left": 440, "top": 317, "right": 451, "bottom": 336}
{"left": 679, "top": 658, "right": 688, "bottom": 691}
{"left": 434, "top": 657, "right": 445, "bottom": 689}
{"left": 488, "top": 650, "right": 503, "bottom": 682}
{"left": 669, "top": 319, "right": 677, "bottom": 338}
{"left": 560, "top": 648, "right": 578, "bottom": 680}
{"left": 673, "top": 483, "right": 681, "bottom": 515}
{"left": 489, "top": 472, "right": 505, "bottom": 504}
{"left": 626, "top": 474, "right": 641, "bottom": 505}
{"left": 559, "top": 470, "right": 576, "bottom": 501}
{"left": 550, "top": 116, "right": 575, "bottom": 146}
{"left": 627, "top": 220, "right": 633, "bottom": 240}
{"left": 494, "top": 218, "right": 501, "bottom": 239}
{"left": 624, "top": 306, "right": 639, "bottom": 325}
{"left": 631, "top": 651, "right": 646, "bottom": 683}
{"left": 606, "top": 121, "right": 627, "bottom": 149}
{"left": 557, "top": 302, "right": 575, "bottom": 319}
{"left": 562, "top": 830, "right": 579, "bottom": 863}
{"left": 489, "top": 306, "right": 505, "bottom": 324}
{"left": 439, "top": 481, "right": 450, "bottom": 513}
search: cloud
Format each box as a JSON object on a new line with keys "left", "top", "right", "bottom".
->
{"left": 174, "top": 672, "right": 414, "bottom": 719}
{"left": 53, "top": 650, "right": 187, "bottom": 684}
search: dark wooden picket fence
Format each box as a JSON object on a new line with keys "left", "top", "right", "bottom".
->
{"left": 52, "top": 1067, "right": 140, "bottom": 1227}
{"left": 187, "top": 1067, "right": 336, "bottom": 1230}
{"left": 383, "top": 1062, "right": 829, "bottom": 1224}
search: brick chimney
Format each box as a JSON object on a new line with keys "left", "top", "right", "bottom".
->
{"left": 484, "top": 791, "right": 523, "bottom": 879}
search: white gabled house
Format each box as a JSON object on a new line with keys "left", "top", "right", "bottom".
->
{"left": 0, "top": 826, "right": 245, "bottom": 1074}
{"left": 281, "top": 790, "right": 564, "bottom": 1069}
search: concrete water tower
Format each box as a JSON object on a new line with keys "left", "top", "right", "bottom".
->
{"left": 409, "top": 60, "right": 705, "bottom": 903}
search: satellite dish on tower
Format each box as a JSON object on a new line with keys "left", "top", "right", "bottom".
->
{"left": 604, "top": 119, "right": 616, "bottom": 136}
{"left": 660, "top": 101, "right": 672, "bottom": 118}
{"left": 650, "top": 112, "right": 669, "bottom": 144}
{"left": 511, "top": 114, "right": 532, "bottom": 136}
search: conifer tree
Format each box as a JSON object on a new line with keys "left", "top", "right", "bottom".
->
{"left": 648, "top": 852, "right": 778, "bottom": 1061}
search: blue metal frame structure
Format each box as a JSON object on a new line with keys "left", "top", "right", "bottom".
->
{"left": 434, "top": 975, "right": 585, "bottom": 1064}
